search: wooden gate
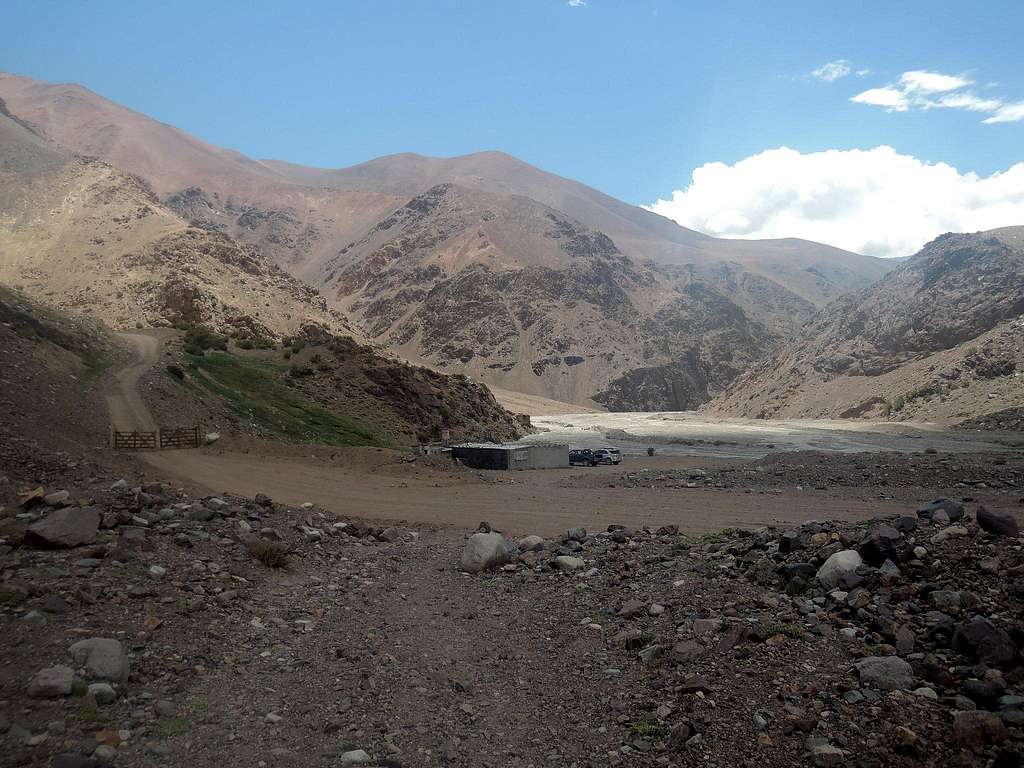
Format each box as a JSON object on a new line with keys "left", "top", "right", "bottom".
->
{"left": 111, "top": 425, "right": 201, "bottom": 451}
{"left": 112, "top": 430, "right": 158, "bottom": 451}
{"left": 159, "top": 425, "right": 201, "bottom": 450}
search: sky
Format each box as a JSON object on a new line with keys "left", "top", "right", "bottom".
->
{"left": 4, "top": 0, "right": 1024, "bottom": 257}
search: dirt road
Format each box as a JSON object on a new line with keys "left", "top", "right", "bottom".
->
{"left": 105, "top": 334, "right": 918, "bottom": 535}
{"left": 142, "top": 448, "right": 908, "bottom": 536}
{"left": 106, "top": 332, "right": 161, "bottom": 431}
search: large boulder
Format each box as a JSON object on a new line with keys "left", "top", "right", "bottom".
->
{"left": 816, "top": 550, "right": 864, "bottom": 590}
{"left": 854, "top": 656, "right": 914, "bottom": 691}
{"left": 951, "top": 616, "right": 1018, "bottom": 667}
{"left": 976, "top": 505, "right": 1020, "bottom": 538}
{"left": 459, "top": 532, "right": 513, "bottom": 573}
{"left": 26, "top": 507, "right": 100, "bottom": 548}
{"left": 68, "top": 638, "right": 129, "bottom": 682}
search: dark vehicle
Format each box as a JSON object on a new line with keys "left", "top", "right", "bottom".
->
{"left": 569, "top": 449, "right": 598, "bottom": 466}
{"left": 593, "top": 448, "right": 622, "bottom": 465}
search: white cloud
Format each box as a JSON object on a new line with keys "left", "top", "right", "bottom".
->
{"left": 983, "top": 100, "right": 1024, "bottom": 124}
{"left": 851, "top": 68, "right": 1022, "bottom": 124}
{"left": 851, "top": 86, "right": 908, "bottom": 111}
{"left": 567, "top": 0, "right": 586, "bottom": 6}
{"left": 899, "top": 70, "right": 971, "bottom": 93}
{"left": 934, "top": 92, "right": 1003, "bottom": 112}
{"left": 645, "top": 146, "right": 1024, "bottom": 258}
{"left": 812, "top": 60, "right": 852, "bottom": 83}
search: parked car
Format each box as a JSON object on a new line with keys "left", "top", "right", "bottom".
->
{"left": 569, "top": 449, "right": 599, "bottom": 466}
{"left": 593, "top": 448, "right": 622, "bottom": 465}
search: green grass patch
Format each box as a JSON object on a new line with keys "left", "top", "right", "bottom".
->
{"left": 765, "top": 622, "right": 805, "bottom": 640}
{"left": 186, "top": 351, "right": 389, "bottom": 447}
{"left": 629, "top": 712, "right": 666, "bottom": 740}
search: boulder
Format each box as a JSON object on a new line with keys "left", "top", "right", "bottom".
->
{"left": 854, "top": 656, "right": 914, "bottom": 691}
{"left": 951, "top": 616, "right": 1017, "bottom": 667}
{"left": 551, "top": 555, "right": 584, "bottom": 572}
{"left": 917, "top": 498, "right": 964, "bottom": 521}
{"left": 518, "top": 535, "right": 545, "bottom": 552}
{"left": 459, "top": 532, "right": 513, "bottom": 573}
{"left": 44, "top": 490, "right": 71, "bottom": 507}
{"left": 976, "top": 505, "right": 1020, "bottom": 538}
{"left": 68, "top": 638, "right": 129, "bottom": 682}
{"left": 857, "top": 525, "right": 903, "bottom": 565}
{"left": 778, "top": 531, "right": 802, "bottom": 554}
{"left": 27, "top": 665, "right": 75, "bottom": 698}
{"left": 816, "top": 550, "right": 864, "bottom": 590}
{"left": 27, "top": 507, "right": 100, "bottom": 548}
{"left": 952, "top": 711, "right": 1008, "bottom": 750}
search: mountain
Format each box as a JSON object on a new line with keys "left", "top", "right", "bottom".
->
{"left": 0, "top": 103, "right": 351, "bottom": 339}
{"left": 706, "top": 227, "right": 1024, "bottom": 422}
{"left": 318, "top": 182, "right": 775, "bottom": 407}
{"left": 0, "top": 71, "right": 896, "bottom": 409}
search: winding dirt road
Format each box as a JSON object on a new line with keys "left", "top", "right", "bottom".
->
{"left": 107, "top": 332, "right": 161, "bottom": 431}
{"left": 103, "top": 334, "right": 909, "bottom": 536}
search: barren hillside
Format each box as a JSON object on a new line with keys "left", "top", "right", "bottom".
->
{"left": 707, "top": 227, "right": 1024, "bottom": 423}
{"left": 0, "top": 110, "right": 352, "bottom": 339}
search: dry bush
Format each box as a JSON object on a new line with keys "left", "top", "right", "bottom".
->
{"left": 246, "top": 537, "right": 292, "bottom": 568}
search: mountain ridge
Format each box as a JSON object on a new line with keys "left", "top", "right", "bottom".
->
{"left": 0, "top": 70, "right": 898, "bottom": 409}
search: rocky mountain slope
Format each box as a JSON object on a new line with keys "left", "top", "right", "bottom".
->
{"left": 318, "top": 182, "right": 776, "bottom": 408}
{"left": 707, "top": 227, "right": 1024, "bottom": 422}
{"left": 0, "top": 107, "right": 352, "bottom": 340}
{"left": 0, "top": 71, "right": 897, "bottom": 409}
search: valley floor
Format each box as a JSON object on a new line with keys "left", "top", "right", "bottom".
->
{"left": 2, "top": 334, "right": 1023, "bottom": 768}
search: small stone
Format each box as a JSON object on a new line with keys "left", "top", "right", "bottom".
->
{"left": 44, "top": 490, "right": 71, "bottom": 507}
{"left": 148, "top": 565, "right": 167, "bottom": 580}
{"left": 88, "top": 683, "right": 117, "bottom": 705}
{"left": 648, "top": 603, "right": 665, "bottom": 616}
{"left": 28, "top": 665, "right": 75, "bottom": 698}
{"left": 340, "top": 749, "right": 372, "bottom": 764}
{"left": 264, "top": 712, "right": 283, "bottom": 724}
{"left": 459, "top": 532, "right": 513, "bottom": 573}
{"left": 518, "top": 535, "right": 545, "bottom": 552}
{"left": 854, "top": 656, "right": 913, "bottom": 691}
{"left": 93, "top": 744, "right": 117, "bottom": 762}
{"left": 68, "top": 638, "right": 130, "bottom": 683}
{"left": 816, "top": 550, "right": 864, "bottom": 590}
{"left": 552, "top": 555, "right": 585, "bottom": 572}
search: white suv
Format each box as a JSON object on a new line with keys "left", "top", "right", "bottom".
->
{"left": 593, "top": 448, "right": 622, "bottom": 465}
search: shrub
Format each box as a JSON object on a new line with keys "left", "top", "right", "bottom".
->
{"left": 166, "top": 364, "right": 185, "bottom": 381}
{"left": 647, "top": 446, "right": 656, "bottom": 456}
{"left": 246, "top": 538, "right": 292, "bottom": 568}
{"left": 183, "top": 325, "right": 228, "bottom": 355}
{"left": 236, "top": 338, "right": 254, "bottom": 350}
{"left": 135, "top": 321, "right": 144, "bottom": 329}
{"left": 288, "top": 365, "right": 314, "bottom": 378}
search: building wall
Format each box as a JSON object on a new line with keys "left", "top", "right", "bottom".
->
{"left": 515, "top": 444, "right": 569, "bottom": 470}
{"left": 451, "top": 444, "right": 569, "bottom": 470}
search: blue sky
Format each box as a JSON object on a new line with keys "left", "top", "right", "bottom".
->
{"left": 5, "top": 0, "right": 1023, "bottom": 256}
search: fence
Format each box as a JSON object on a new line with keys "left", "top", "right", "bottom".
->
{"left": 160, "top": 425, "right": 201, "bottom": 450}
{"left": 110, "top": 425, "right": 201, "bottom": 451}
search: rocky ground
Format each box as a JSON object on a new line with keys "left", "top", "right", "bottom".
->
{"left": 3, "top": 446, "right": 1023, "bottom": 767}
{"left": 569, "top": 450, "right": 1024, "bottom": 499}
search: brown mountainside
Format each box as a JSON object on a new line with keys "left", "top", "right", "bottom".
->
{"left": 707, "top": 227, "right": 1024, "bottom": 423}
{"left": 0, "top": 71, "right": 896, "bottom": 409}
